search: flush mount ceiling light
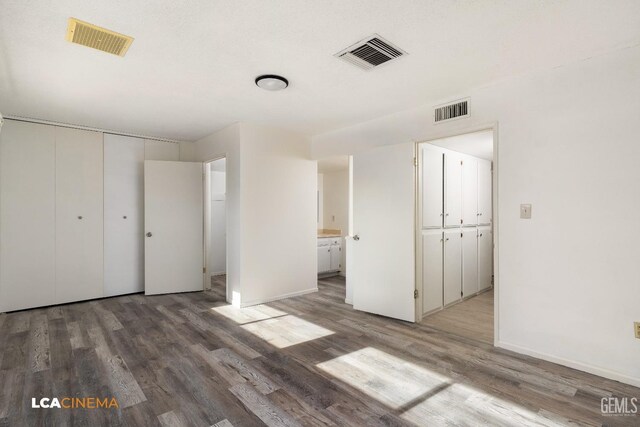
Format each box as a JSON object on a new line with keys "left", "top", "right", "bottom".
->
{"left": 255, "top": 75, "right": 289, "bottom": 91}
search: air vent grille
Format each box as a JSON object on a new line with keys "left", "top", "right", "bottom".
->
{"left": 435, "top": 100, "right": 469, "bottom": 123}
{"left": 336, "top": 34, "right": 406, "bottom": 70}
{"left": 65, "top": 18, "right": 133, "bottom": 57}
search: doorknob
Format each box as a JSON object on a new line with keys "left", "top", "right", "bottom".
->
{"left": 146, "top": 232, "right": 153, "bottom": 237}
{"left": 353, "top": 235, "right": 360, "bottom": 241}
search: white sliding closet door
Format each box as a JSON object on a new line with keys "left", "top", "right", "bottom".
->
{"left": 104, "top": 134, "right": 145, "bottom": 296}
{"left": 0, "top": 121, "right": 56, "bottom": 312}
{"left": 55, "top": 127, "right": 104, "bottom": 304}
{"left": 462, "top": 228, "right": 478, "bottom": 298}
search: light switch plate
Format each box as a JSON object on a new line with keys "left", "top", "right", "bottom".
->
{"left": 520, "top": 204, "right": 532, "bottom": 219}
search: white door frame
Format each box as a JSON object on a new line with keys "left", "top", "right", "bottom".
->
{"left": 203, "top": 156, "right": 228, "bottom": 301}
{"left": 415, "top": 122, "right": 500, "bottom": 345}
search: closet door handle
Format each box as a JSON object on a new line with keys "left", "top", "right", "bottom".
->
{"left": 77, "top": 216, "right": 83, "bottom": 220}
{"left": 146, "top": 232, "right": 153, "bottom": 237}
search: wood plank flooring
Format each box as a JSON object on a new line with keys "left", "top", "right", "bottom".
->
{"left": 0, "top": 277, "right": 638, "bottom": 426}
{"left": 421, "top": 290, "right": 494, "bottom": 345}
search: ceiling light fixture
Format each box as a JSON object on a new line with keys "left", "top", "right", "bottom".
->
{"left": 255, "top": 75, "right": 289, "bottom": 91}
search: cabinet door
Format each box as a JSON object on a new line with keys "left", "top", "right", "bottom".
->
{"left": 462, "top": 228, "right": 478, "bottom": 298}
{"left": 421, "top": 148, "right": 443, "bottom": 228}
{"left": 478, "top": 227, "right": 493, "bottom": 291}
{"left": 422, "top": 231, "right": 443, "bottom": 314}
{"left": 104, "top": 134, "right": 145, "bottom": 297}
{"left": 444, "top": 153, "right": 462, "bottom": 227}
{"left": 478, "top": 160, "right": 492, "bottom": 225}
{"left": 462, "top": 157, "right": 478, "bottom": 226}
{"left": 0, "top": 121, "right": 56, "bottom": 312}
{"left": 443, "top": 230, "right": 462, "bottom": 305}
{"left": 318, "top": 246, "right": 331, "bottom": 273}
{"left": 330, "top": 245, "right": 342, "bottom": 271}
{"left": 55, "top": 127, "right": 104, "bottom": 304}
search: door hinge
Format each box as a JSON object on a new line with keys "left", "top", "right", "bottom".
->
{"left": 491, "top": 275, "right": 494, "bottom": 285}
{"left": 413, "top": 157, "right": 417, "bottom": 167}
{"left": 461, "top": 290, "right": 464, "bottom": 297}
{"left": 414, "top": 289, "right": 418, "bottom": 299}
{"left": 460, "top": 160, "right": 463, "bottom": 165}
{"left": 203, "top": 267, "right": 206, "bottom": 273}
{"left": 461, "top": 232, "right": 463, "bottom": 237}
{"left": 460, "top": 219, "right": 463, "bottom": 225}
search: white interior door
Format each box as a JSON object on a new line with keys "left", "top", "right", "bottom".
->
{"left": 145, "top": 161, "right": 203, "bottom": 295}
{"left": 352, "top": 142, "right": 415, "bottom": 322}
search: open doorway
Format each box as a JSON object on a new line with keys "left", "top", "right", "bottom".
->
{"left": 204, "top": 157, "right": 227, "bottom": 301}
{"left": 316, "top": 155, "right": 350, "bottom": 302}
{"left": 417, "top": 129, "right": 496, "bottom": 345}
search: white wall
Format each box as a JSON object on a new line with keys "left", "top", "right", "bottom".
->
{"left": 311, "top": 45, "right": 640, "bottom": 386}
{"left": 322, "top": 170, "right": 349, "bottom": 276}
{"left": 317, "top": 173, "right": 324, "bottom": 229}
{"left": 239, "top": 123, "right": 317, "bottom": 306}
{"left": 194, "top": 123, "right": 317, "bottom": 307}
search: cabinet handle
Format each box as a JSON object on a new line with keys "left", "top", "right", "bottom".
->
{"left": 146, "top": 232, "right": 153, "bottom": 237}
{"left": 446, "top": 237, "right": 449, "bottom": 241}
{"left": 480, "top": 233, "right": 483, "bottom": 237}
{"left": 445, "top": 213, "right": 449, "bottom": 216}
{"left": 440, "top": 213, "right": 443, "bottom": 216}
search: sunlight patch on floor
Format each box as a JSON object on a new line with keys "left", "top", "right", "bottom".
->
{"left": 212, "top": 304, "right": 288, "bottom": 325}
{"left": 317, "top": 347, "right": 449, "bottom": 409}
{"left": 317, "top": 347, "right": 557, "bottom": 426}
{"left": 241, "top": 315, "right": 334, "bottom": 348}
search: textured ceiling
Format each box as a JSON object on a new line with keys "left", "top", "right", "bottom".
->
{"left": 1, "top": 1, "right": 639, "bottom": 141}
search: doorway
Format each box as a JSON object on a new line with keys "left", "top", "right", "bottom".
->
{"left": 417, "top": 128, "right": 496, "bottom": 344}
{"left": 204, "top": 157, "right": 227, "bottom": 301}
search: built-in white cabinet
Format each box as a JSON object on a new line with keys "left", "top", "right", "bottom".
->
{"left": 318, "top": 246, "right": 331, "bottom": 272}
{"left": 443, "top": 229, "right": 462, "bottom": 306}
{"left": 55, "top": 127, "right": 104, "bottom": 305}
{"left": 422, "top": 149, "right": 443, "bottom": 228}
{"left": 0, "top": 121, "right": 56, "bottom": 312}
{"left": 478, "top": 226, "right": 493, "bottom": 291}
{"left": 462, "top": 228, "right": 478, "bottom": 298}
{"left": 419, "top": 144, "right": 493, "bottom": 317}
{"left": 318, "top": 237, "right": 341, "bottom": 274}
{"left": 462, "top": 157, "right": 478, "bottom": 226}
{"left": 444, "top": 152, "right": 462, "bottom": 227}
{"left": 422, "top": 230, "right": 443, "bottom": 314}
{"left": 104, "top": 134, "right": 145, "bottom": 297}
{"left": 478, "top": 159, "right": 492, "bottom": 225}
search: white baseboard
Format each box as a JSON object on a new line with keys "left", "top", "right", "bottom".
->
{"left": 496, "top": 340, "right": 640, "bottom": 388}
{"left": 240, "top": 287, "right": 318, "bottom": 308}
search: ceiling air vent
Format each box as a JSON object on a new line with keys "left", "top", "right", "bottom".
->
{"left": 335, "top": 34, "right": 406, "bottom": 70}
{"left": 65, "top": 18, "right": 134, "bottom": 57}
{"left": 434, "top": 99, "right": 469, "bottom": 123}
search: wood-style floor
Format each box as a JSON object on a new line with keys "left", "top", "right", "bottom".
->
{"left": 0, "top": 277, "right": 638, "bottom": 426}
{"left": 421, "top": 290, "right": 494, "bottom": 345}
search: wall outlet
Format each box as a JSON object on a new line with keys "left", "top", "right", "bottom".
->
{"left": 635, "top": 322, "right": 640, "bottom": 339}
{"left": 520, "top": 204, "right": 532, "bottom": 219}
